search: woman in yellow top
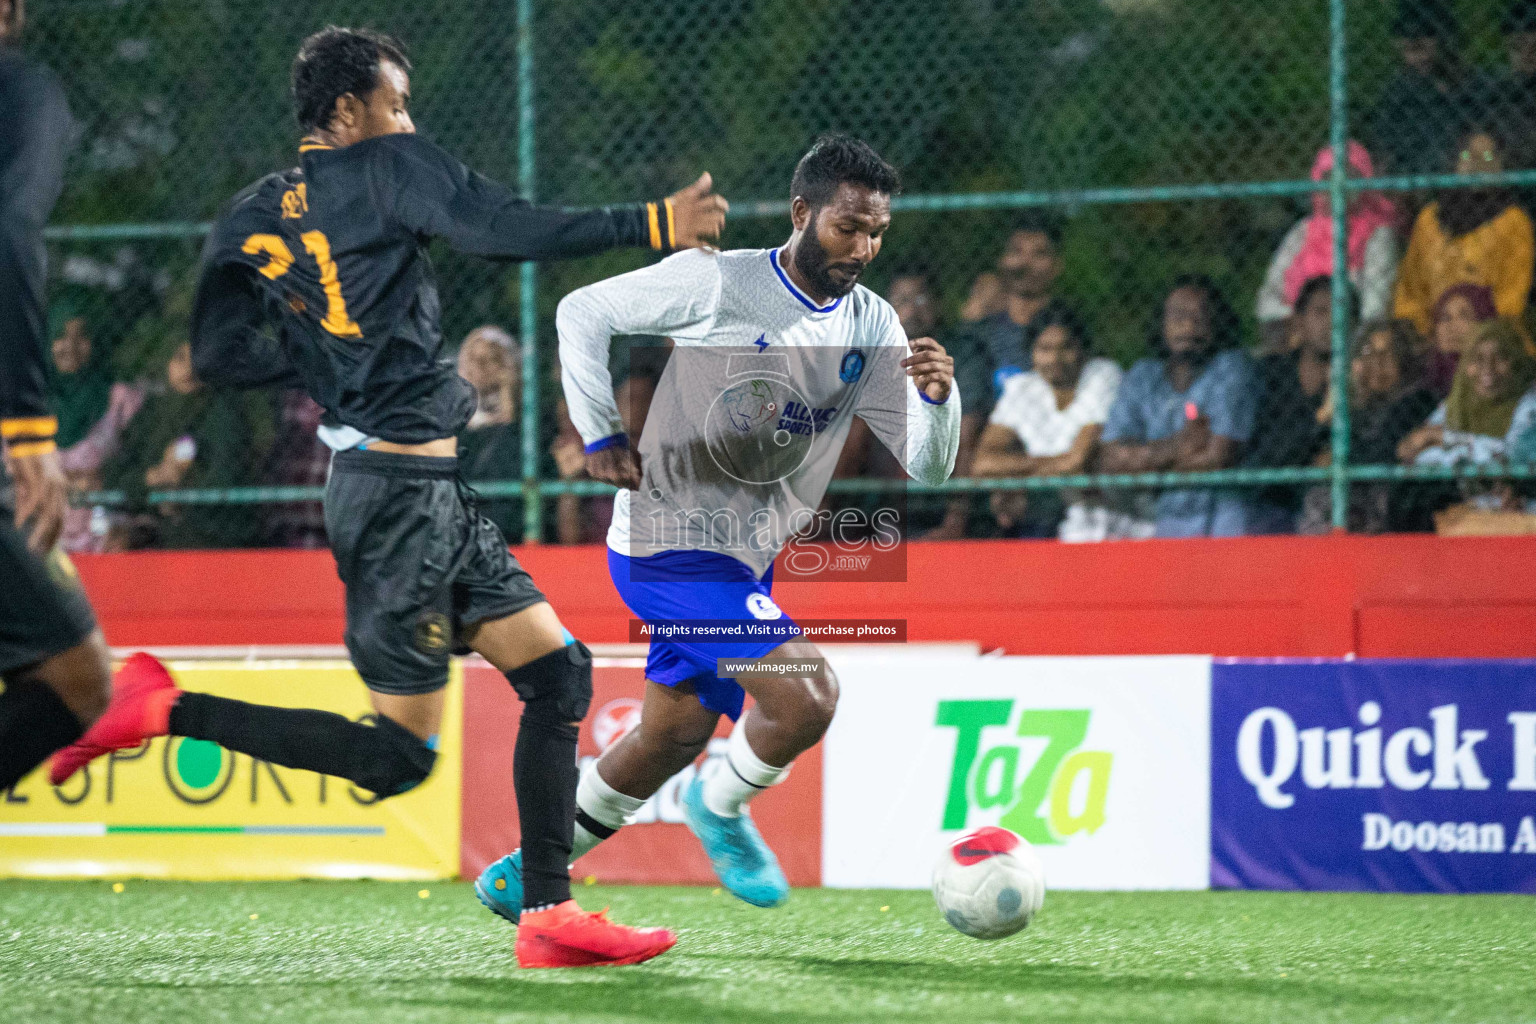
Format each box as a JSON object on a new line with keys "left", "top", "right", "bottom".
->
{"left": 1393, "top": 126, "right": 1534, "bottom": 336}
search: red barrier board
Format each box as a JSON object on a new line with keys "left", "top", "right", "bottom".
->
{"left": 75, "top": 535, "right": 1536, "bottom": 659}
{"left": 458, "top": 659, "right": 822, "bottom": 887}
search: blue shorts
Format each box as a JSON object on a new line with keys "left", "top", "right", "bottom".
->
{"left": 607, "top": 548, "right": 802, "bottom": 720}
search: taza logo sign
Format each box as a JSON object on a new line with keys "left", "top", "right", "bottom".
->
{"left": 936, "top": 700, "right": 1112, "bottom": 844}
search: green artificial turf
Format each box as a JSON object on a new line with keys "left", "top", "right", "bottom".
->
{"left": 0, "top": 881, "right": 1531, "bottom": 1024}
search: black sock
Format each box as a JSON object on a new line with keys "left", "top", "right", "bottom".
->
{"left": 0, "top": 678, "right": 84, "bottom": 791}
{"left": 169, "top": 692, "right": 436, "bottom": 797}
{"left": 515, "top": 711, "right": 579, "bottom": 909}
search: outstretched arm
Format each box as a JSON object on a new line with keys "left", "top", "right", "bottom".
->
{"left": 379, "top": 136, "right": 727, "bottom": 260}
{"left": 555, "top": 251, "right": 722, "bottom": 488}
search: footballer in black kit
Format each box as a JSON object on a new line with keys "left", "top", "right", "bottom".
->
{"left": 54, "top": 26, "right": 725, "bottom": 968}
{"left": 0, "top": 0, "right": 115, "bottom": 797}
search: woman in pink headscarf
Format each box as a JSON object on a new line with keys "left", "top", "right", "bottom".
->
{"left": 1257, "top": 141, "right": 1400, "bottom": 351}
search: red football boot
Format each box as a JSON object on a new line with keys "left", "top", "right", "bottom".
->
{"left": 515, "top": 900, "right": 677, "bottom": 968}
{"left": 49, "top": 652, "right": 180, "bottom": 785}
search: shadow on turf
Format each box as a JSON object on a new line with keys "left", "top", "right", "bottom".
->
{"left": 382, "top": 954, "right": 1431, "bottom": 1024}
{"left": 695, "top": 952, "right": 1429, "bottom": 1008}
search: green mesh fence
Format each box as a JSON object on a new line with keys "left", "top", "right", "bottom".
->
{"left": 26, "top": 0, "right": 1536, "bottom": 548}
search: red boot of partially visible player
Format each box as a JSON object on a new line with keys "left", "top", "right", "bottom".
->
{"left": 515, "top": 900, "right": 677, "bottom": 968}
{"left": 49, "top": 652, "right": 179, "bottom": 785}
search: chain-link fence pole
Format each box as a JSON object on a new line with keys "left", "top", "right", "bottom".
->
{"left": 1328, "top": 0, "right": 1351, "bottom": 532}
{"left": 518, "top": 0, "right": 543, "bottom": 544}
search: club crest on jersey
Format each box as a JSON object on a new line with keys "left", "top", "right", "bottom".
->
{"left": 839, "top": 349, "right": 866, "bottom": 384}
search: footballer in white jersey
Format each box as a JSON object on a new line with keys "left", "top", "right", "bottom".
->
{"left": 474, "top": 135, "right": 959, "bottom": 916}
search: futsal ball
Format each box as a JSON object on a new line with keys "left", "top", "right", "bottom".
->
{"left": 932, "top": 826, "right": 1046, "bottom": 940}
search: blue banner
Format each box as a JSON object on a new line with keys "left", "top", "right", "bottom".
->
{"left": 1211, "top": 660, "right": 1536, "bottom": 893}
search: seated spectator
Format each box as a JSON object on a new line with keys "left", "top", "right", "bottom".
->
{"left": 45, "top": 306, "right": 148, "bottom": 552}
{"left": 1099, "top": 276, "right": 1258, "bottom": 538}
{"left": 1256, "top": 142, "right": 1398, "bottom": 350}
{"left": 261, "top": 390, "right": 330, "bottom": 549}
{"left": 1425, "top": 283, "right": 1498, "bottom": 397}
{"left": 1297, "top": 319, "right": 1440, "bottom": 534}
{"left": 101, "top": 342, "right": 274, "bottom": 550}
{"left": 1366, "top": 0, "right": 1487, "bottom": 177}
{"left": 1246, "top": 276, "right": 1349, "bottom": 533}
{"left": 1394, "top": 126, "right": 1534, "bottom": 337}
{"left": 971, "top": 305, "right": 1133, "bottom": 542}
{"left": 455, "top": 325, "right": 525, "bottom": 542}
{"left": 48, "top": 306, "right": 111, "bottom": 451}
{"left": 956, "top": 212, "right": 1066, "bottom": 406}
{"left": 1398, "top": 318, "right": 1536, "bottom": 467}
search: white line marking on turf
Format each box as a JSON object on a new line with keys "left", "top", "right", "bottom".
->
{"left": 0, "top": 823, "right": 107, "bottom": 836}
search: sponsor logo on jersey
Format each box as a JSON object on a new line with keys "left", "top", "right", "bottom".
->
{"left": 777, "top": 400, "right": 837, "bottom": 437}
{"left": 937, "top": 702, "right": 1113, "bottom": 845}
{"left": 746, "top": 593, "right": 783, "bottom": 620}
{"left": 839, "top": 348, "right": 866, "bottom": 384}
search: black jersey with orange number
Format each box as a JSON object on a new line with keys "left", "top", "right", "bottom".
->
{"left": 191, "top": 132, "right": 675, "bottom": 443}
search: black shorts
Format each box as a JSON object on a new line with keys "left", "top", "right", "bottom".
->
{"left": 326, "top": 449, "right": 545, "bottom": 696}
{"left": 0, "top": 499, "right": 98, "bottom": 678}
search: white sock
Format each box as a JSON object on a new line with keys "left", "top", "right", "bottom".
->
{"left": 571, "top": 759, "right": 645, "bottom": 860}
{"left": 702, "top": 714, "right": 791, "bottom": 818}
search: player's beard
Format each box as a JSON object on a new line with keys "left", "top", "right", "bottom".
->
{"left": 794, "top": 215, "right": 865, "bottom": 300}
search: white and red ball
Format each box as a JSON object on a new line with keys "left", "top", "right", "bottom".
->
{"left": 931, "top": 826, "right": 1045, "bottom": 940}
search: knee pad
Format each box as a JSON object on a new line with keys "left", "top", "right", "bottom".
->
{"left": 353, "top": 714, "right": 438, "bottom": 798}
{"left": 505, "top": 640, "right": 593, "bottom": 724}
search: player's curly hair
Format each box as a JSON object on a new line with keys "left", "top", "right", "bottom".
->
{"left": 791, "top": 133, "right": 901, "bottom": 210}
{"left": 291, "top": 26, "right": 411, "bottom": 134}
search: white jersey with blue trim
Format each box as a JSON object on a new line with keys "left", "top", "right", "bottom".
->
{"left": 556, "top": 246, "right": 962, "bottom": 576}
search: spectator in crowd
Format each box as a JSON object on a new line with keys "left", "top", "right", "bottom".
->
{"left": 101, "top": 342, "right": 273, "bottom": 549}
{"left": 1298, "top": 318, "right": 1440, "bottom": 534}
{"left": 1399, "top": 318, "right": 1535, "bottom": 466}
{"left": 261, "top": 390, "right": 330, "bottom": 549}
{"left": 1398, "top": 319, "right": 1536, "bottom": 526}
{"left": 1099, "top": 276, "right": 1257, "bottom": 538}
{"left": 1425, "top": 283, "right": 1498, "bottom": 397}
{"left": 47, "top": 305, "right": 111, "bottom": 451}
{"left": 1256, "top": 142, "right": 1398, "bottom": 350}
{"left": 1394, "top": 126, "right": 1534, "bottom": 337}
{"left": 1246, "top": 276, "right": 1350, "bottom": 533}
{"left": 455, "top": 325, "right": 525, "bottom": 542}
{"left": 1367, "top": 0, "right": 1487, "bottom": 177}
{"left": 45, "top": 304, "right": 137, "bottom": 552}
{"left": 1476, "top": 0, "right": 1536, "bottom": 171}
{"left": 971, "top": 305, "right": 1133, "bottom": 541}
{"left": 957, "top": 213, "right": 1067, "bottom": 406}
